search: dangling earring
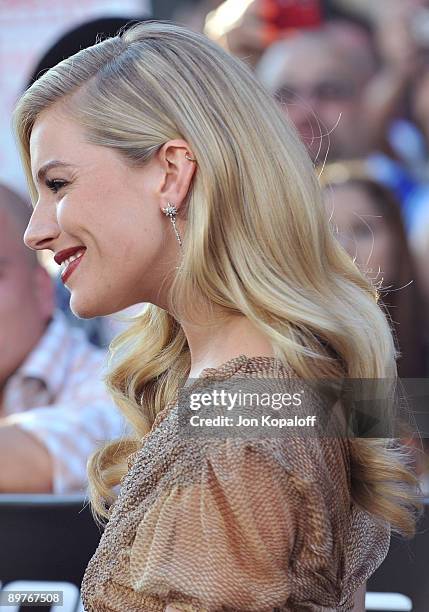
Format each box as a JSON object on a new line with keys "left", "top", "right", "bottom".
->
{"left": 162, "top": 202, "right": 183, "bottom": 247}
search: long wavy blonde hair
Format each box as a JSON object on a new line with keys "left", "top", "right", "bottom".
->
{"left": 14, "top": 21, "right": 422, "bottom": 534}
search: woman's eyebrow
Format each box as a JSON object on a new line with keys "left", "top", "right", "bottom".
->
{"left": 35, "top": 160, "right": 73, "bottom": 184}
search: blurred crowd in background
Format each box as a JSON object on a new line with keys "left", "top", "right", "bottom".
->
{"left": 1, "top": 0, "right": 429, "bottom": 496}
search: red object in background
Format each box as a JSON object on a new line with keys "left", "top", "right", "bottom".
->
{"left": 263, "top": 0, "right": 323, "bottom": 29}
{"left": 260, "top": 0, "right": 323, "bottom": 45}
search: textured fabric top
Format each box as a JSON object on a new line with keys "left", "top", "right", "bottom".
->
{"left": 81, "top": 355, "right": 391, "bottom": 611}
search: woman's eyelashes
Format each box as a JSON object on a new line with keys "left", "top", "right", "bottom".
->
{"left": 45, "top": 178, "right": 69, "bottom": 193}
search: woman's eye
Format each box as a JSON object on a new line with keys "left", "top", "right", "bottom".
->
{"left": 46, "top": 179, "right": 68, "bottom": 193}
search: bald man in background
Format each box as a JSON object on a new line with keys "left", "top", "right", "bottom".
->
{"left": 0, "top": 184, "right": 125, "bottom": 493}
{"left": 256, "top": 30, "right": 373, "bottom": 163}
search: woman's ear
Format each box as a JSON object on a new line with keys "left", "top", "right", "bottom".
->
{"left": 157, "top": 139, "right": 197, "bottom": 213}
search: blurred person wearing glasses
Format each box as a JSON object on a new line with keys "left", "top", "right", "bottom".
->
{"left": 257, "top": 30, "right": 375, "bottom": 163}
{"left": 257, "top": 28, "right": 423, "bottom": 210}
{"left": 0, "top": 184, "right": 125, "bottom": 493}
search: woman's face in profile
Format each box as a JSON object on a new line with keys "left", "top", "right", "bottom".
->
{"left": 25, "top": 105, "right": 176, "bottom": 318}
{"left": 323, "top": 183, "right": 396, "bottom": 286}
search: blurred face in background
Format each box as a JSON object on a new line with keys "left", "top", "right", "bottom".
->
{"left": 323, "top": 183, "right": 396, "bottom": 285}
{"left": 259, "top": 37, "right": 369, "bottom": 162}
{"left": 0, "top": 208, "right": 53, "bottom": 395}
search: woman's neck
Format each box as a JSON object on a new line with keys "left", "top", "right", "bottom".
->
{"left": 180, "top": 311, "right": 275, "bottom": 379}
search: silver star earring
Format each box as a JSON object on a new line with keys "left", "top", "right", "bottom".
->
{"left": 162, "top": 202, "right": 183, "bottom": 248}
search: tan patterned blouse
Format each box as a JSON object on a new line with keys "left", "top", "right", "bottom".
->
{"left": 81, "top": 355, "right": 391, "bottom": 611}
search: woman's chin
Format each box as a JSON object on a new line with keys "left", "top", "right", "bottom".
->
{"left": 69, "top": 295, "right": 106, "bottom": 319}
{"left": 69, "top": 292, "right": 128, "bottom": 319}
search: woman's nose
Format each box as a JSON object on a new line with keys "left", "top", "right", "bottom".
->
{"left": 24, "top": 208, "right": 60, "bottom": 251}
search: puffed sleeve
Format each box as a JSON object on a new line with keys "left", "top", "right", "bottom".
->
{"left": 128, "top": 440, "right": 332, "bottom": 611}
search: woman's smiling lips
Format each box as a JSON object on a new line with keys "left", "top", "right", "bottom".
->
{"left": 54, "top": 246, "right": 87, "bottom": 284}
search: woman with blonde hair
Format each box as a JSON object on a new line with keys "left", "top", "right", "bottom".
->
{"left": 14, "top": 21, "right": 421, "bottom": 612}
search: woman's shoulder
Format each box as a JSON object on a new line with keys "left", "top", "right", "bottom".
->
{"left": 182, "top": 353, "right": 349, "bottom": 467}
{"left": 124, "top": 353, "right": 352, "bottom": 492}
